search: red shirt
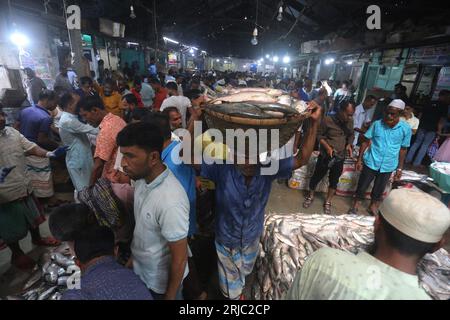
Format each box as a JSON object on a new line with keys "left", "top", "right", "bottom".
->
{"left": 153, "top": 88, "right": 168, "bottom": 111}
{"left": 131, "top": 88, "right": 144, "bottom": 108}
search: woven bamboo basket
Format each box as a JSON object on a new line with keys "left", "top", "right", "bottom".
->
{"left": 203, "top": 102, "right": 313, "bottom": 156}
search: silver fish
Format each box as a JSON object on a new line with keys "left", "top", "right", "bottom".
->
{"left": 49, "top": 292, "right": 62, "bottom": 301}
{"left": 27, "top": 292, "right": 39, "bottom": 300}
{"left": 352, "top": 231, "right": 369, "bottom": 245}
{"left": 41, "top": 260, "right": 52, "bottom": 273}
{"left": 274, "top": 233, "right": 297, "bottom": 248}
{"left": 51, "top": 252, "right": 75, "bottom": 268}
{"left": 289, "top": 246, "right": 300, "bottom": 266}
{"left": 45, "top": 271, "right": 58, "bottom": 284}
{"left": 38, "top": 286, "right": 58, "bottom": 301}
{"left": 57, "top": 276, "right": 69, "bottom": 286}
{"left": 227, "top": 88, "right": 284, "bottom": 97}
{"left": 23, "top": 269, "right": 43, "bottom": 291}
{"left": 262, "top": 273, "right": 271, "bottom": 293}
{"left": 38, "top": 252, "right": 52, "bottom": 268}
{"left": 211, "top": 92, "right": 278, "bottom": 105}
{"left": 53, "top": 243, "right": 71, "bottom": 256}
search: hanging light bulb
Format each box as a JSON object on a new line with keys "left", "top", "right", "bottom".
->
{"left": 277, "top": 6, "right": 283, "bottom": 22}
{"left": 251, "top": 27, "right": 258, "bottom": 46}
{"left": 130, "top": 5, "right": 136, "bottom": 19}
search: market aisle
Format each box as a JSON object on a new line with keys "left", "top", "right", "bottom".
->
{"left": 1, "top": 183, "right": 448, "bottom": 298}
{"left": 266, "top": 181, "right": 355, "bottom": 216}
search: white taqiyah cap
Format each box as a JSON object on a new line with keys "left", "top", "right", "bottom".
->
{"left": 379, "top": 189, "right": 450, "bottom": 243}
{"left": 388, "top": 99, "right": 406, "bottom": 110}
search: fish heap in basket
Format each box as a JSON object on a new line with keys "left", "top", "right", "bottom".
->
{"left": 3, "top": 243, "right": 77, "bottom": 300}
{"left": 203, "top": 88, "right": 313, "bottom": 155}
{"left": 252, "top": 213, "right": 450, "bottom": 300}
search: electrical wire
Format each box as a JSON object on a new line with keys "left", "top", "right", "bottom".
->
{"left": 153, "top": 0, "right": 158, "bottom": 57}
{"left": 278, "top": 5, "right": 307, "bottom": 40}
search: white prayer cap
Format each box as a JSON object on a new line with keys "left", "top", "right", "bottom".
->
{"left": 379, "top": 189, "right": 450, "bottom": 243}
{"left": 388, "top": 99, "right": 406, "bottom": 110}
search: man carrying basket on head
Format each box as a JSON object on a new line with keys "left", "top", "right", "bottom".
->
{"left": 187, "top": 101, "right": 322, "bottom": 300}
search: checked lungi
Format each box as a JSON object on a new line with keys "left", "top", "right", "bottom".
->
{"left": 215, "top": 239, "right": 260, "bottom": 300}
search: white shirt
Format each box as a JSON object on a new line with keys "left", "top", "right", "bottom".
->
{"left": 132, "top": 168, "right": 190, "bottom": 294}
{"left": 353, "top": 104, "right": 374, "bottom": 145}
{"left": 400, "top": 116, "right": 420, "bottom": 132}
{"left": 160, "top": 96, "right": 192, "bottom": 128}
{"left": 165, "top": 75, "right": 176, "bottom": 84}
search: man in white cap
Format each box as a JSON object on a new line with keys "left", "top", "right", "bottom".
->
{"left": 286, "top": 188, "right": 450, "bottom": 300}
{"left": 348, "top": 99, "right": 412, "bottom": 215}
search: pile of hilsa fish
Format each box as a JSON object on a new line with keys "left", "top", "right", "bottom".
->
{"left": 417, "top": 249, "right": 450, "bottom": 300}
{"left": 207, "top": 87, "right": 309, "bottom": 117}
{"left": 4, "top": 243, "right": 77, "bottom": 300}
{"left": 252, "top": 214, "right": 450, "bottom": 300}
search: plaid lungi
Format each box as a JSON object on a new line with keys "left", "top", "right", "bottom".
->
{"left": 215, "top": 239, "right": 260, "bottom": 300}
{"left": 25, "top": 155, "right": 54, "bottom": 198}
{"left": 0, "top": 195, "right": 45, "bottom": 243}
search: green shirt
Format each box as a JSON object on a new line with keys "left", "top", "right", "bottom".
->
{"left": 285, "top": 247, "right": 431, "bottom": 300}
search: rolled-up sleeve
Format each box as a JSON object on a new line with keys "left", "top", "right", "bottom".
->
{"left": 19, "top": 132, "right": 37, "bottom": 152}
{"left": 401, "top": 126, "right": 412, "bottom": 148}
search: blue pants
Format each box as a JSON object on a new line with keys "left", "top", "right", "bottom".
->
{"left": 406, "top": 129, "right": 436, "bottom": 166}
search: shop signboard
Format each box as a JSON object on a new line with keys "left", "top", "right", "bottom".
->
{"left": 168, "top": 52, "right": 178, "bottom": 65}
{"left": 19, "top": 50, "right": 53, "bottom": 88}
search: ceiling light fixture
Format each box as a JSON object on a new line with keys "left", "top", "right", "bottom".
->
{"left": 251, "top": 0, "right": 259, "bottom": 46}
{"left": 277, "top": 6, "right": 284, "bottom": 22}
{"left": 163, "top": 37, "right": 179, "bottom": 45}
{"left": 10, "top": 32, "right": 29, "bottom": 47}
{"left": 251, "top": 28, "right": 258, "bottom": 46}
{"left": 130, "top": 5, "right": 136, "bottom": 19}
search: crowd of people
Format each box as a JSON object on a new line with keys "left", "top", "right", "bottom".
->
{"left": 0, "top": 62, "right": 449, "bottom": 301}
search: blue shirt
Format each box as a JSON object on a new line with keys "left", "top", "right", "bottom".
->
{"left": 18, "top": 105, "right": 52, "bottom": 145}
{"left": 162, "top": 141, "right": 197, "bottom": 236}
{"left": 62, "top": 257, "right": 153, "bottom": 300}
{"left": 200, "top": 158, "right": 294, "bottom": 248}
{"left": 149, "top": 64, "right": 157, "bottom": 76}
{"left": 364, "top": 120, "right": 412, "bottom": 173}
{"left": 298, "top": 88, "right": 312, "bottom": 102}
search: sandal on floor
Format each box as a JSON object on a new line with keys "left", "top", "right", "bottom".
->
{"left": 324, "top": 202, "right": 332, "bottom": 215}
{"left": 303, "top": 196, "right": 314, "bottom": 209}
{"left": 32, "top": 237, "right": 61, "bottom": 247}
